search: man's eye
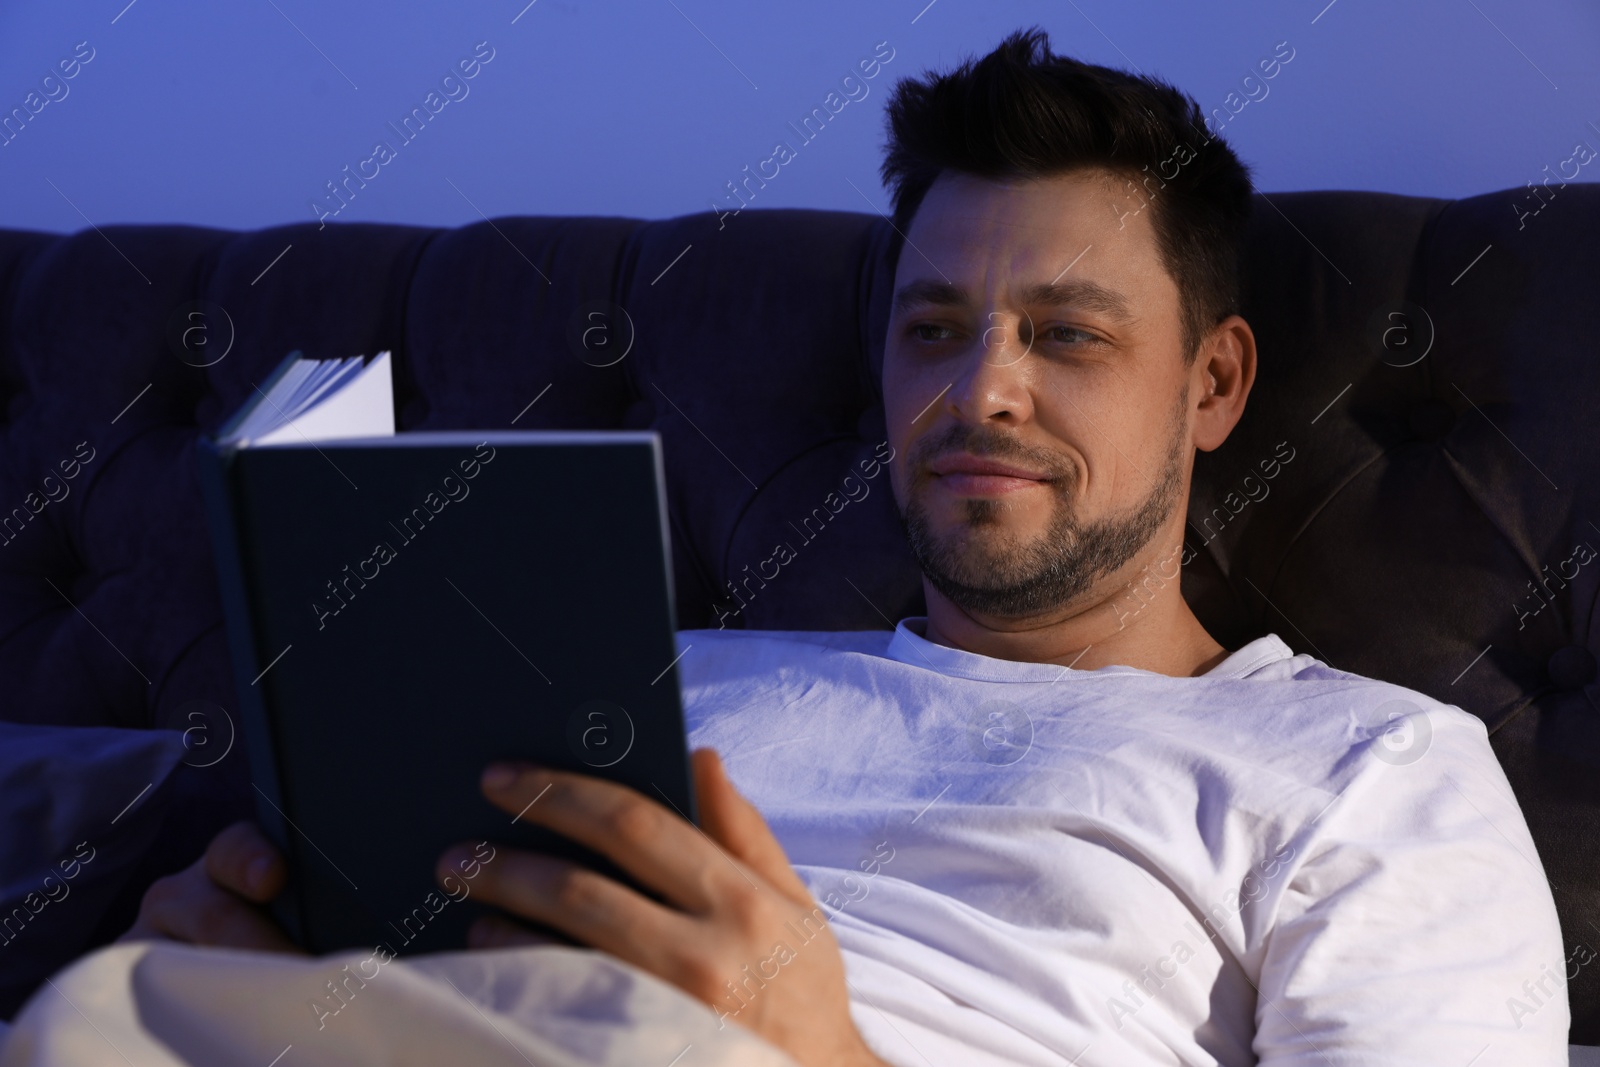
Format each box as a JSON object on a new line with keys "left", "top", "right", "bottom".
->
{"left": 1045, "top": 325, "right": 1099, "bottom": 345}
{"left": 905, "top": 322, "right": 1099, "bottom": 346}
{"left": 909, "top": 323, "right": 958, "bottom": 342}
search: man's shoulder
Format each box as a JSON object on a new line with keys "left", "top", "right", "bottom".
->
{"left": 1223, "top": 636, "right": 1480, "bottom": 731}
{"left": 1170, "top": 638, "right": 1496, "bottom": 809}
{"left": 1233, "top": 652, "right": 1507, "bottom": 815}
{"left": 1277, "top": 655, "right": 1487, "bottom": 736}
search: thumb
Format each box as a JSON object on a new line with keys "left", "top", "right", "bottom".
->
{"left": 691, "top": 747, "right": 813, "bottom": 905}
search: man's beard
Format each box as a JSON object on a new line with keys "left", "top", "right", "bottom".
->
{"left": 897, "top": 391, "right": 1188, "bottom": 619}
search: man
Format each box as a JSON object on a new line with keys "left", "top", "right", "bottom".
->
{"left": 118, "top": 27, "right": 1567, "bottom": 1066}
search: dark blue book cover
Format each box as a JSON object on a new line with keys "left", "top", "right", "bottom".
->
{"left": 195, "top": 419, "right": 697, "bottom": 956}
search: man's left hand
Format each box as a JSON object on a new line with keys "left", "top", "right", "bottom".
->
{"left": 437, "top": 747, "right": 888, "bottom": 1067}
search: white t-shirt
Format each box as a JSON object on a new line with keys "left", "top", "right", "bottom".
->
{"left": 677, "top": 620, "right": 1569, "bottom": 1067}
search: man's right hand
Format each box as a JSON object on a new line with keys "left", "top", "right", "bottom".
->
{"left": 119, "top": 820, "right": 303, "bottom": 953}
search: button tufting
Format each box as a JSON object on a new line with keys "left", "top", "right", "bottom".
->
{"left": 1547, "top": 645, "right": 1597, "bottom": 691}
{"left": 1407, "top": 399, "right": 1455, "bottom": 442}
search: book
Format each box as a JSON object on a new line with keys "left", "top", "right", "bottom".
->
{"left": 195, "top": 349, "right": 698, "bottom": 955}
{"left": 215, "top": 349, "right": 396, "bottom": 447}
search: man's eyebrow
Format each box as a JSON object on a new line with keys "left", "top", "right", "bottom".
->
{"left": 1020, "top": 281, "right": 1137, "bottom": 326}
{"left": 891, "top": 278, "right": 1137, "bottom": 325}
{"left": 892, "top": 279, "right": 965, "bottom": 314}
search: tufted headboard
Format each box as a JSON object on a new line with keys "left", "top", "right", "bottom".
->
{"left": 1, "top": 186, "right": 1597, "bottom": 1037}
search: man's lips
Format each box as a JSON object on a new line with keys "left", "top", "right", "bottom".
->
{"left": 928, "top": 453, "right": 1053, "bottom": 495}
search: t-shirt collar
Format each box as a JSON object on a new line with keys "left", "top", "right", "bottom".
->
{"left": 884, "top": 616, "right": 1296, "bottom": 682}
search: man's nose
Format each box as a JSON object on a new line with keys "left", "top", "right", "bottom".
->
{"left": 946, "top": 312, "right": 1035, "bottom": 424}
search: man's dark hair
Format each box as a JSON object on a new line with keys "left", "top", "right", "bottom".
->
{"left": 879, "top": 26, "right": 1255, "bottom": 363}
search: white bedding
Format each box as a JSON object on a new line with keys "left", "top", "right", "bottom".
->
{"left": 0, "top": 941, "right": 798, "bottom": 1067}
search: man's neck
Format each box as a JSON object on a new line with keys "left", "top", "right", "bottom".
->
{"left": 919, "top": 575, "right": 1228, "bottom": 678}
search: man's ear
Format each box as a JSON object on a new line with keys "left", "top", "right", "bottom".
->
{"left": 1191, "top": 315, "right": 1256, "bottom": 453}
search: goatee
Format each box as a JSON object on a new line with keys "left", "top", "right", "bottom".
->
{"left": 898, "top": 392, "right": 1187, "bottom": 619}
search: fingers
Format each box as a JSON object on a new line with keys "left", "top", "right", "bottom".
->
{"left": 690, "top": 748, "right": 813, "bottom": 906}
{"left": 121, "top": 855, "right": 300, "bottom": 954}
{"left": 477, "top": 763, "right": 736, "bottom": 913}
{"left": 203, "top": 821, "right": 287, "bottom": 904}
{"left": 441, "top": 844, "right": 693, "bottom": 979}
{"left": 119, "top": 821, "right": 299, "bottom": 954}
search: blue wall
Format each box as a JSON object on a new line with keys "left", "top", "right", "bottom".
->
{"left": 2, "top": 0, "right": 1597, "bottom": 233}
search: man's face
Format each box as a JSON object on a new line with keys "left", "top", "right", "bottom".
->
{"left": 883, "top": 168, "right": 1195, "bottom": 621}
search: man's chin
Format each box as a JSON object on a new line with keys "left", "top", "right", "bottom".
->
{"left": 915, "top": 541, "right": 1088, "bottom": 619}
{"left": 925, "top": 544, "right": 1031, "bottom": 589}
{"left": 918, "top": 504, "right": 1059, "bottom": 550}
{"left": 923, "top": 572, "right": 1086, "bottom": 621}
{"left": 922, "top": 491, "right": 1053, "bottom": 526}
{"left": 930, "top": 512, "right": 1067, "bottom": 561}
{"left": 900, "top": 493, "right": 1111, "bottom": 614}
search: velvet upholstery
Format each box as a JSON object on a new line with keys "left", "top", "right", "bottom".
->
{"left": 1, "top": 186, "right": 1597, "bottom": 1036}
